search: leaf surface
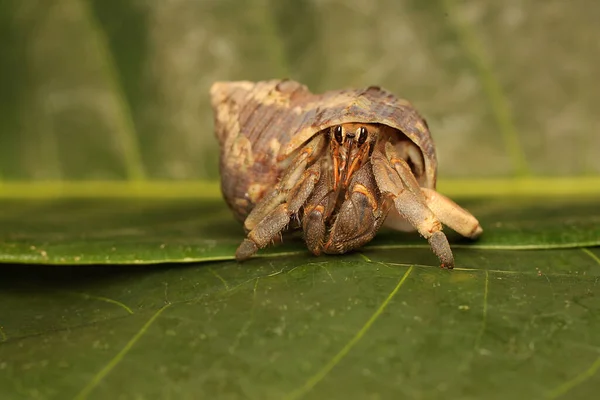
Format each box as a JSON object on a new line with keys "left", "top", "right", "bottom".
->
{"left": 0, "top": 196, "right": 599, "bottom": 265}
{"left": 1, "top": 195, "right": 600, "bottom": 398}
{"left": 1, "top": 245, "right": 599, "bottom": 399}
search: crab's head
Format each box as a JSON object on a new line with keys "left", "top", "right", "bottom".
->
{"left": 328, "top": 123, "right": 380, "bottom": 190}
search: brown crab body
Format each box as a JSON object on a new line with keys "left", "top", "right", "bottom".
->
{"left": 210, "top": 79, "right": 482, "bottom": 268}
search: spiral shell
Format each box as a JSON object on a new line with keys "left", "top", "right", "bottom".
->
{"left": 210, "top": 79, "right": 437, "bottom": 222}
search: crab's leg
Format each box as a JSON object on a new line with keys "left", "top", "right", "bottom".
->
{"left": 302, "top": 160, "right": 336, "bottom": 256}
{"left": 236, "top": 162, "right": 321, "bottom": 261}
{"left": 372, "top": 142, "right": 454, "bottom": 269}
{"left": 322, "top": 161, "right": 391, "bottom": 254}
{"left": 382, "top": 141, "right": 482, "bottom": 239}
{"left": 421, "top": 188, "right": 483, "bottom": 239}
{"left": 243, "top": 135, "right": 325, "bottom": 232}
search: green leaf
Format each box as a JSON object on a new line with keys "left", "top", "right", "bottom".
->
{"left": 1, "top": 246, "right": 599, "bottom": 399}
{"left": 0, "top": 190, "right": 599, "bottom": 265}
{"left": 1, "top": 189, "right": 599, "bottom": 397}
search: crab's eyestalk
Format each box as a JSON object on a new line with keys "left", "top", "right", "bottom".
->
{"left": 333, "top": 125, "right": 343, "bottom": 144}
{"left": 329, "top": 124, "right": 378, "bottom": 191}
{"left": 357, "top": 126, "right": 368, "bottom": 145}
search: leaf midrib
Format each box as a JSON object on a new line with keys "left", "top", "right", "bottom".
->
{"left": 0, "top": 178, "right": 600, "bottom": 199}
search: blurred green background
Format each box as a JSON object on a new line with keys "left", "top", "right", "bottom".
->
{"left": 1, "top": 0, "right": 599, "bottom": 183}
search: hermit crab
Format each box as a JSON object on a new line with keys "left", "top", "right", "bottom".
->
{"left": 210, "top": 79, "right": 482, "bottom": 269}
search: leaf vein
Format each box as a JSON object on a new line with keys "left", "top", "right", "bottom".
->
{"left": 581, "top": 248, "right": 600, "bottom": 266}
{"left": 64, "top": 291, "right": 134, "bottom": 315}
{"left": 78, "top": 0, "right": 146, "bottom": 181}
{"left": 208, "top": 267, "right": 230, "bottom": 291}
{"left": 440, "top": 0, "right": 530, "bottom": 177}
{"left": 283, "top": 265, "right": 414, "bottom": 400}
{"left": 546, "top": 356, "right": 600, "bottom": 399}
{"left": 73, "top": 304, "right": 171, "bottom": 400}
{"left": 474, "top": 270, "right": 490, "bottom": 351}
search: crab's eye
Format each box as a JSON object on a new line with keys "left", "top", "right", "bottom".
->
{"left": 358, "top": 126, "right": 368, "bottom": 144}
{"left": 334, "top": 126, "right": 343, "bottom": 144}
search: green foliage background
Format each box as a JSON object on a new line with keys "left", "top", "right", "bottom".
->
{"left": 0, "top": 1, "right": 599, "bottom": 399}
{"left": 1, "top": 0, "right": 599, "bottom": 182}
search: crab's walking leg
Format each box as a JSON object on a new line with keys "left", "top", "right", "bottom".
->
{"left": 372, "top": 142, "right": 454, "bottom": 268}
{"left": 236, "top": 162, "right": 321, "bottom": 261}
{"left": 243, "top": 135, "right": 325, "bottom": 232}
{"left": 384, "top": 141, "right": 482, "bottom": 239}
{"left": 421, "top": 188, "right": 483, "bottom": 239}
{"left": 322, "top": 161, "right": 391, "bottom": 254}
{"left": 302, "top": 160, "right": 336, "bottom": 256}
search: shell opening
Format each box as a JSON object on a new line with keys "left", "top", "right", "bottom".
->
{"left": 377, "top": 125, "right": 427, "bottom": 185}
{"left": 279, "top": 124, "right": 427, "bottom": 187}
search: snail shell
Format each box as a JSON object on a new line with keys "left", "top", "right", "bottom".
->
{"left": 210, "top": 79, "right": 437, "bottom": 227}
